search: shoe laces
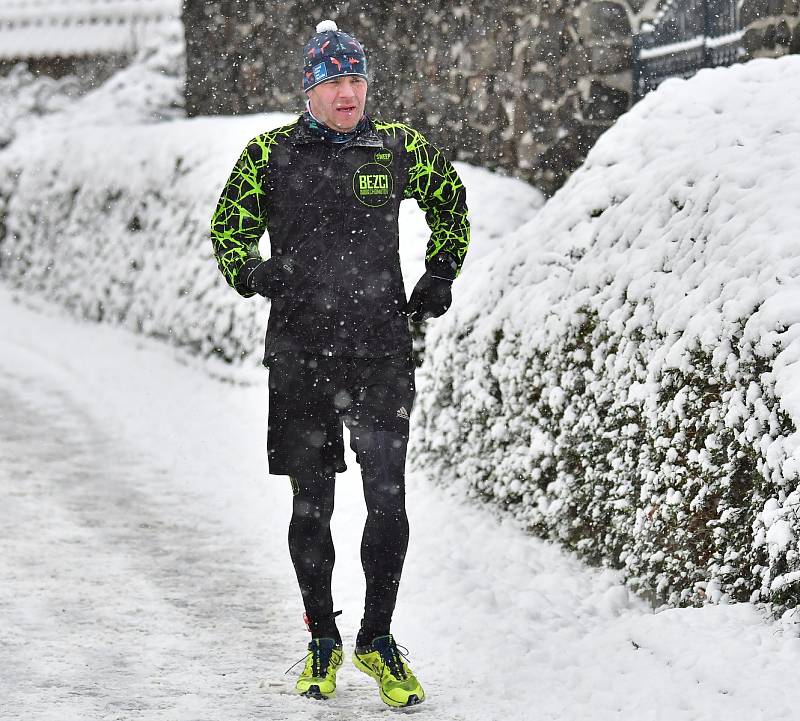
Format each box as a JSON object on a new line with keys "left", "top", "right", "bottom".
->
{"left": 372, "top": 635, "right": 411, "bottom": 681}
{"left": 285, "top": 638, "right": 339, "bottom": 678}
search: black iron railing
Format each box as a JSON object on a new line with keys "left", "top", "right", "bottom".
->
{"left": 633, "top": 0, "right": 745, "bottom": 100}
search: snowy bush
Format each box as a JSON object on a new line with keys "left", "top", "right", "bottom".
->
{"left": 412, "top": 57, "right": 800, "bottom": 614}
{"left": 0, "top": 66, "right": 82, "bottom": 149}
{"left": 0, "top": 91, "right": 540, "bottom": 370}
{"left": 0, "top": 114, "right": 286, "bottom": 367}
{"left": 61, "top": 24, "right": 186, "bottom": 127}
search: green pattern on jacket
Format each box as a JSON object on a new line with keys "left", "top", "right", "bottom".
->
{"left": 210, "top": 122, "right": 296, "bottom": 294}
{"left": 210, "top": 118, "right": 470, "bottom": 297}
{"left": 374, "top": 121, "right": 470, "bottom": 272}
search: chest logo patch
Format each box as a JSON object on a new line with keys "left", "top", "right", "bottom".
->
{"left": 353, "top": 162, "right": 394, "bottom": 207}
{"left": 374, "top": 150, "right": 392, "bottom": 165}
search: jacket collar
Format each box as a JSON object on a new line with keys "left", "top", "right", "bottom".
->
{"left": 290, "top": 113, "right": 383, "bottom": 149}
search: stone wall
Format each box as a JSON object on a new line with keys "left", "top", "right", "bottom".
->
{"left": 183, "top": 0, "right": 798, "bottom": 196}
{"left": 0, "top": 55, "right": 129, "bottom": 88}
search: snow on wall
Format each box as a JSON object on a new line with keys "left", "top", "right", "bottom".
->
{"left": 412, "top": 56, "right": 800, "bottom": 613}
{"left": 0, "top": 30, "right": 184, "bottom": 149}
{"left": 0, "top": 0, "right": 181, "bottom": 59}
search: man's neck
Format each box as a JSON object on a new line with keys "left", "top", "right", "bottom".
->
{"left": 305, "top": 101, "right": 366, "bottom": 143}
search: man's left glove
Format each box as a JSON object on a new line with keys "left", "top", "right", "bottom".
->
{"left": 243, "top": 256, "right": 296, "bottom": 298}
{"left": 406, "top": 272, "right": 453, "bottom": 323}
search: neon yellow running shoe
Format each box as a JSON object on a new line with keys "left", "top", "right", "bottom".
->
{"left": 352, "top": 634, "right": 425, "bottom": 707}
{"left": 293, "top": 638, "right": 343, "bottom": 699}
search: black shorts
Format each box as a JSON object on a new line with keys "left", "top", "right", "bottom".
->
{"left": 266, "top": 352, "right": 416, "bottom": 477}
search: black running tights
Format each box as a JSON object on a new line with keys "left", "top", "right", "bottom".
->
{"left": 288, "top": 430, "right": 410, "bottom": 644}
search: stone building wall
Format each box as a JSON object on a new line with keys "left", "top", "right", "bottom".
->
{"left": 183, "top": 0, "right": 798, "bottom": 196}
{"left": 0, "top": 55, "right": 129, "bottom": 86}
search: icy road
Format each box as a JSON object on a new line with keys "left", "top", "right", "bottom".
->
{"left": 1, "top": 287, "right": 798, "bottom": 721}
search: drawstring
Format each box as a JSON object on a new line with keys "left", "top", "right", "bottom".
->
{"left": 285, "top": 654, "right": 308, "bottom": 676}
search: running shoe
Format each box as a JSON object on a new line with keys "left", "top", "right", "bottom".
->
{"left": 293, "top": 637, "right": 343, "bottom": 699}
{"left": 352, "top": 634, "right": 425, "bottom": 707}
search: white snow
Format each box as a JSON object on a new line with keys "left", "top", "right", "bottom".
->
{"left": 0, "top": 0, "right": 181, "bottom": 60}
{"left": 0, "top": 21, "right": 184, "bottom": 148}
{"left": 3, "top": 287, "right": 800, "bottom": 720}
{"left": 414, "top": 56, "right": 800, "bottom": 608}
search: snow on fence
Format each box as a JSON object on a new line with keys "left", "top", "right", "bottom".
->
{"left": 412, "top": 57, "right": 800, "bottom": 614}
{"left": 0, "top": 0, "right": 181, "bottom": 60}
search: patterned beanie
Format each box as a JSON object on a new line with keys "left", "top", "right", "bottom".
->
{"left": 302, "top": 20, "right": 368, "bottom": 92}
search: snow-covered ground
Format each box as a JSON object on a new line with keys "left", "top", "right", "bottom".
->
{"left": 3, "top": 287, "right": 800, "bottom": 721}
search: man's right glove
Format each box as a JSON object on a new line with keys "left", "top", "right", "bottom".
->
{"left": 406, "top": 272, "right": 453, "bottom": 323}
{"left": 243, "top": 255, "right": 296, "bottom": 298}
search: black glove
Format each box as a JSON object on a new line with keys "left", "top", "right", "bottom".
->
{"left": 406, "top": 272, "right": 453, "bottom": 322}
{"left": 243, "top": 256, "right": 296, "bottom": 298}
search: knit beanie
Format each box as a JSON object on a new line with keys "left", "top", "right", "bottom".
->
{"left": 302, "top": 20, "right": 368, "bottom": 92}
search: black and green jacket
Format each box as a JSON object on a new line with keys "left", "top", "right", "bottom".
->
{"left": 211, "top": 114, "right": 470, "bottom": 359}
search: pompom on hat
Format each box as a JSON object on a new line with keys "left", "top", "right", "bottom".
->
{"left": 302, "top": 20, "right": 368, "bottom": 92}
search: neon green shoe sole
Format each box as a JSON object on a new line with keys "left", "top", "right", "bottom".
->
{"left": 352, "top": 638, "right": 425, "bottom": 707}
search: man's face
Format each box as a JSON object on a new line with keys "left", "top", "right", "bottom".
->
{"left": 307, "top": 75, "right": 368, "bottom": 132}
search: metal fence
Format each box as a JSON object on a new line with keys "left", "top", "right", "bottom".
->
{"left": 633, "top": 0, "right": 745, "bottom": 100}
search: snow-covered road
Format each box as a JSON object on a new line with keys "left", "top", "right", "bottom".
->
{"left": 1, "top": 287, "right": 798, "bottom": 721}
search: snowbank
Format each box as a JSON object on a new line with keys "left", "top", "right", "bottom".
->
{"left": 412, "top": 56, "right": 800, "bottom": 613}
{"left": 0, "top": 75, "right": 541, "bottom": 369}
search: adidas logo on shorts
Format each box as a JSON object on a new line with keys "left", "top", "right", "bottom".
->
{"left": 396, "top": 406, "right": 409, "bottom": 420}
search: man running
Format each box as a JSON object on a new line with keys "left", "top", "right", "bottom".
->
{"left": 210, "top": 19, "right": 469, "bottom": 707}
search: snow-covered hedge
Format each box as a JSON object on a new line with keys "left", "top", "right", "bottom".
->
{"left": 0, "top": 113, "right": 284, "bottom": 366}
{"left": 412, "top": 57, "right": 800, "bottom": 614}
{"left": 0, "top": 67, "right": 541, "bottom": 369}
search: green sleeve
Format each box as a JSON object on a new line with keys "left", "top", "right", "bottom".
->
{"left": 210, "top": 139, "right": 268, "bottom": 297}
{"left": 380, "top": 123, "right": 470, "bottom": 279}
{"left": 211, "top": 124, "right": 296, "bottom": 296}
